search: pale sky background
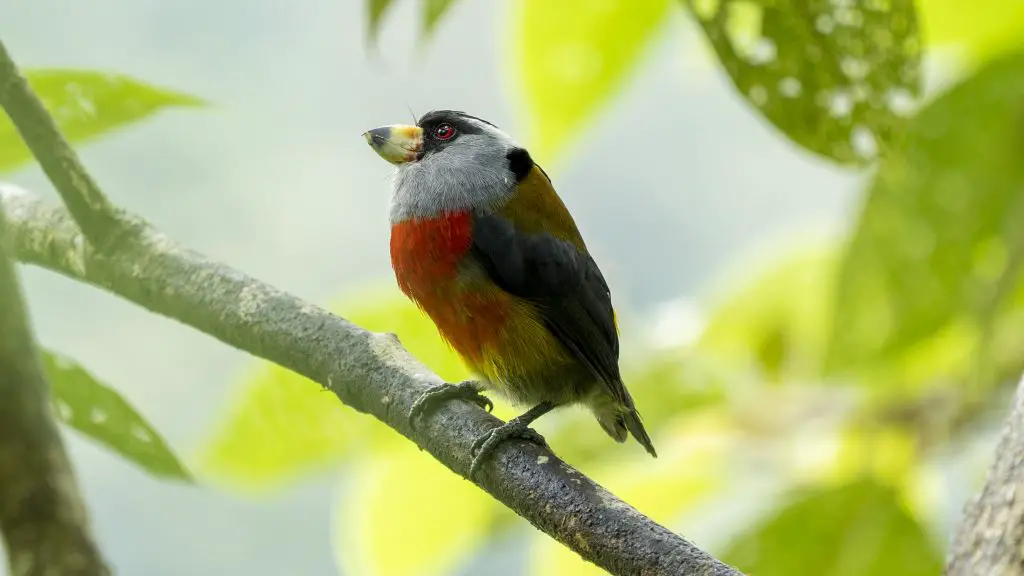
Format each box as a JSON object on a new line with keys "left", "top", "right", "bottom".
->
{"left": 0, "top": 0, "right": 938, "bottom": 574}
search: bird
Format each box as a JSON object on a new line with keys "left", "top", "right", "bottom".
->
{"left": 363, "top": 110, "right": 656, "bottom": 479}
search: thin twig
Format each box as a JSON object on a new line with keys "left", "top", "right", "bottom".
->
{"left": 0, "top": 39, "right": 131, "bottom": 249}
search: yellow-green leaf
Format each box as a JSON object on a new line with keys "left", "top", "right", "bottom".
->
{"left": 0, "top": 69, "right": 205, "bottom": 173}
{"left": 195, "top": 282, "right": 471, "bottom": 492}
{"left": 513, "top": 0, "right": 672, "bottom": 160}
{"left": 917, "top": 0, "right": 1024, "bottom": 64}
{"left": 43, "top": 349, "right": 191, "bottom": 482}
{"left": 334, "top": 445, "right": 499, "bottom": 576}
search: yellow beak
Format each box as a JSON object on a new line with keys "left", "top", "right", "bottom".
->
{"left": 363, "top": 124, "right": 424, "bottom": 164}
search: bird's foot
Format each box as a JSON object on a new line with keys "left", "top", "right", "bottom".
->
{"left": 468, "top": 417, "right": 548, "bottom": 480}
{"left": 409, "top": 380, "right": 493, "bottom": 430}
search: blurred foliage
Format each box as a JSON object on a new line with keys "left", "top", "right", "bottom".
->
{"left": 699, "top": 243, "right": 837, "bottom": 382}
{"left": 42, "top": 349, "right": 191, "bottom": 481}
{"left": 686, "top": 0, "right": 922, "bottom": 166}
{"left": 0, "top": 69, "right": 204, "bottom": 173}
{"left": 367, "top": 0, "right": 396, "bottom": 43}
{"left": 919, "top": 0, "right": 1024, "bottom": 65}
{"left": 423, "top": 0, "right": 457, "bottom": 37}
{"left": 829, "top": 48, "right": 1024, "bottom": 378}
{"left": 722, "top": 478, "right": 942, "bottom": 575}
{"left": 335, "top": 447, "right": 499, "bottom": 576}
{"left": 512, "top": 0, "right": 672, "bottom": 161}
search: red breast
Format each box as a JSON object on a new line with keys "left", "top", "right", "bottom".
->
{"left": 389, "top": 210, "right": 473, "bottom": 294}
{"left": 390, "top": 211, "right": 511, "bottom": 364}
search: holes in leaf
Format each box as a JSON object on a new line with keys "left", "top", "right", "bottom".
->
{"left": 824, "top": 90, "right": 854, "bottom": 118}
{"left": 841, "top": 57, "right": 870, "bottom": 80}
{"left": 692, "top": 0, "right": 722, "bottom": 20}
{"left": 55, "top": 401, "right": 72, "bottom": 421}
{"left": 90, "top": 408, "right": 108, "bottom": 424}
{"left": 851, "top": 125, "right": 878, "bottom": 158}
{"left": 885, "top": 87, "right": 916, "bottom": 116}
{"left": 726, "top": 1, "right": 768, "bottom": 61}
{"left": 778, "top": 76, "right": 802, "bottom": 98}
{"left": 747, "top": 39, "right": 778, "bottom": 65}
{"left": 816, "top": 14, "right": 835, "bottom": 34}
{"left": 688, "top": 0, "right": 921, "bottom": 164}
{"left": 132, "top": 426, "right": 152, "bottom": 443}
{"left": 749, "top": 84, "right": 769, "bottom": 106}
{"left": 834, "top": 7, "right": 865, "bottom": 28}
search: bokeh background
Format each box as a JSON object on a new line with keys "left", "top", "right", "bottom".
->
{"left": 2, "top": 0, "right": 1023, "bottom": 574}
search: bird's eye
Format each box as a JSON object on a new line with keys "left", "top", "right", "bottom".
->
{"left": 433, "top": 123, "right": 456, "bottom": 141}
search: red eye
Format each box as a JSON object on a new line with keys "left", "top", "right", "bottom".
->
{"left": 433, "top": 123, "right": 456, "bottom": 140}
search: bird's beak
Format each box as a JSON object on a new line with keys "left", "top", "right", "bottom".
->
{"left": 362, "top": 124, "right": 424, "bottom": 164}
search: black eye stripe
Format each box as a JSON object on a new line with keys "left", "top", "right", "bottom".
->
{"left": 417, "top": 111, "right": 489, "bottom": 137}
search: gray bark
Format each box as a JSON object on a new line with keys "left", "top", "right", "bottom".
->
{"left": 947, "top": 375, "right": 1024, "bottom": 576}
{"left": 0, "top": 199, "right": 109, "bottom": 575}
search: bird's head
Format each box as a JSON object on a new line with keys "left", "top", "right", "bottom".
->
{"left": 364, "top": 110, "right": 524, "bottom": 221}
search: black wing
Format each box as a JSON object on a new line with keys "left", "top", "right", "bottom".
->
{"left": 470, "top": 212, "right": 627, "bottom": 403}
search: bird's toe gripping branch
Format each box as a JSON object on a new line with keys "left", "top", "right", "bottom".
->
{"left": 408, "top": 380, "right": 494, "bottom": 430}
{"left": 467, "top": 402, "right": 554, "bottom": 480}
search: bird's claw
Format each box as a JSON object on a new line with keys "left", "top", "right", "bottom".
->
{"left": 468, "top": 419, "right": 548, "bottom": 480}
{"left": 409, "top": 380, "right": 493, "bottom": 430}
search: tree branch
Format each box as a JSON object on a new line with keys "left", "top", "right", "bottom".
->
{"left": 0, "top": 193, "right": 110, "bottom": 574}
{"left": 0, "top": 185, "right": 740, "bottom": 575}
{"left": 0, "top": 35, "right": 741, "bottom": 573}
{"left": 946, "top": 373, "right": 1024, "bottom": 575}
{"left": 0, "top": 39, "right": 129, "bottom": 248}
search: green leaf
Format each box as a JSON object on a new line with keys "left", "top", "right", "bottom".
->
{"left": 514, "top": 0, "right": 672, "bottom": 160}
{"left": 42, "top": 349, "right": 191, "bottom": 482}
{"left": 196, "top": 282, "right": 472, "bottom": 492}
{"left": 423, "top": 0, "right": 457, "bottom": 36}
{"left": 685, "top": 0, "right": 922, "bottom": 165}
{"left": 721, "top": 478, "right": 942, "bottom": 576}
{"left": 368, "top": 0, "right": 397, "bottom": 42}
{"left": 334, "top": 446, "right": 499, "bottom": 576}
{"left": 0, "top": 69, "right": 206, "bottom": 173}
{"left": 827, "top": 48, "right": 1024, "bottom": 372}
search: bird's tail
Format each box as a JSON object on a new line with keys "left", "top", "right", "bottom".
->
{"left": 622, "top": 408, "right": 657, "bottom": 458}
{"left": 595, "top": 390, "right": 657, "bottom": 458}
